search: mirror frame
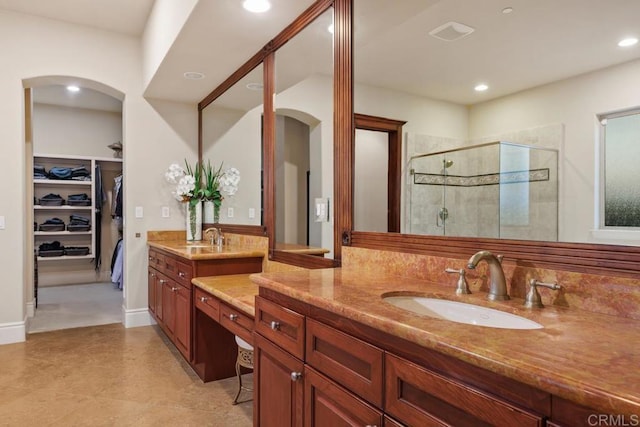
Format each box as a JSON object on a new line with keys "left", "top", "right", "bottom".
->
{"left": 200, "top": 0, "right": 640, "bottom": 276}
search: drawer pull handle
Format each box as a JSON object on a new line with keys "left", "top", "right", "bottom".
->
{"left": 171, "top": 287, "right": 179, "bottom": 292}
{"left": 178, "top": 272, "right": 186, "bottom": 278}
{"left": 159, "top": 279, "right": 167, "bottom": 284}
{"left": 290, "top": 372, "right": 302, "bottom": 381}
{"left": 200, "top": 296, "right": 208, "bottom": 302}
{"left": 229, "top": 314, "right": 239, "bottom": 321}
{"left": 270, "top": 321, "right": 280, "bottom": 331}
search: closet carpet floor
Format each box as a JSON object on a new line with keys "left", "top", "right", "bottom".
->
{"left": 0, "top": 324, "right": 253, "bottom": 426}
{"left": 29, "top": 282, "right": 123, "bottom": 334}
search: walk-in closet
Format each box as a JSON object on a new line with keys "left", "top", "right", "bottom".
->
{"left": 27, "top": 84, "right": 124, "bottom": 333}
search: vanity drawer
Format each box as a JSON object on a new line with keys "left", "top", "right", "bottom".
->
{"left": 219, "top": 301, "right": 254, "bottom": 343}
{"left": 195, "top": 288, "right": 220, "bottom": 321}
{"left": 148, "top": 249, "right": 164, "bottom": 271}
{"left": 385, "top": 353, "right": 544, "bottom": 427}
{"left": 255, "top": 296, "right": 305, "bottom": 360}
{"left": 306, "top": 318, "right": 383, "bottom": 407}
{"left": 173, "top": 260, "right": 193, "bottom": 288}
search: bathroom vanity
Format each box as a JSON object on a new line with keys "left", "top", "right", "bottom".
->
{"left": 251, "top": 268, "right": 640, "bottom": 426}
{"left": 147, "top": 239, "right": 263, "bottom": 374}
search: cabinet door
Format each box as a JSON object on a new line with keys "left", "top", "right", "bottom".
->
{"left": 174, "top": 284, "right": 191, "bottom": 359}
{"left": 162, "top": 278, "right": 176, "bottom": 335}
{"left": 255, "top": 333, "right": 304, "bottom": 427}
{"left": 304, "top": 366, "right": 383, "bottom": 427}
{"left": 148, "top": 269, "right": 157, "bottom": 315}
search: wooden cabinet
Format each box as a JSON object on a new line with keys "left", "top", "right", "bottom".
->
{"left": 255, "top": 292, "right": 552, "bottom": 427}
{"left": 147, "top": 245, "right": 262, "bottom": 379}
{"left": 254, "top": 332, "right": 304, "bottom": 427}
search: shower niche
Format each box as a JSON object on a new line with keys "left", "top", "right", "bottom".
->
{"left": 407, "top": 141, "right": 558, "bottom": 241}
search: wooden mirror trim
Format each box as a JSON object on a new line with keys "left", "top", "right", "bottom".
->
{"left": 354, "top": 113, "right": 405, "bottom": 233}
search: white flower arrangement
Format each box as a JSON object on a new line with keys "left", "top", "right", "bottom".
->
{"left": 164, "top": 161, "right": 201, "bottom": 206}
{"left": 219, "top": 167, "right": 241, "bottom": 196}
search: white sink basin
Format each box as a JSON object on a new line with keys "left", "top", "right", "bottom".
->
{"left": 383, "top": 296, "right": 543, "bottom": 330}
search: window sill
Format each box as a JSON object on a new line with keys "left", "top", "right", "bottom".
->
{"left": 590, "top": 229, "right": 640, "bottom": 245}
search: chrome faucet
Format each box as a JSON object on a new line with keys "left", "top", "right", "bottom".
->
{"left": 204, "top": 227, "right": 224, "bottom": 249}
{"left": 467, "top": 250, "right": 510, "bottom": 301}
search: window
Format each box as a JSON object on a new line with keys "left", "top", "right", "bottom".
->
{"left": 599, "top": 109, "right": 640, "bottom": 228}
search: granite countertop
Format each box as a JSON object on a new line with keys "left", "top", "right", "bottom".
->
{"left": 250, "top": 268, "right": 640, "bottom": 416}
{"left": 191, "top": 274, "right": 258, "bottom": 316}
{"left": 148, "top": 240, "right": 264, "bottom": 261}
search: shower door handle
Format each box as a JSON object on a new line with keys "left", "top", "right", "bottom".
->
{"left": 437, "top": 207, "right": 448, "bottom": 227}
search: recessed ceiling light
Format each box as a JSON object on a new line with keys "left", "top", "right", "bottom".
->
{"left": 502, "top": 7, "right": 514, "bottom": 14}
{"left": 183, "top": 71, "right": 205, "bottom": 80}
{"left": 66, "top": 85, "right": 80, "bottom": 92}
{"left": 618, "top": 37, "right": 638, "bottom": 47}
{"left": 243, "top": 0, "right": 270, "bottom": 13}
{"left": 246, "top": 82, "right": 263, "bottom": 91}
{"left": 474, "top": 83, "right": 489, "bottom": 92}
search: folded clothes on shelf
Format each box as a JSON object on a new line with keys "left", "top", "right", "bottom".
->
{"left": 64, "top": 246, "right": 90, "bottom": 256}
{"left": 38, "top": 193, "right": 64, "bottom": 206}
{"left": 39, "top": 217, "right": 66, "bottom": 231}
{"left": 67, "top": 193, "right": 91, "bottom": 206}
{"left": 38, "top": 241, "right": 65, "bottom": 257}
{"left": 34, "top": 165, "right": 48, "bottom": 180}
{"left": 69, "top": 214, "right": 90, "bottom": 225}
{"left": 47, "top": 166, "right": 91, "bottom": 181}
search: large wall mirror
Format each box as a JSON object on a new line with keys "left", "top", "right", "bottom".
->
{"left": 352, "top": 0, "right": 640, "bottom": 248}
{"left": 201, "top": 63, "right": 264, "bottom": 230}
{"left": 273, "top": 6, "right": 335, "bottom": 259}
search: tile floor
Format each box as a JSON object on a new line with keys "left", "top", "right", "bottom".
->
{"left": 0, "top": 324, "right": 253, "bottom": 426}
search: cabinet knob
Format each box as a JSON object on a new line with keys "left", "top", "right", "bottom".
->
{"left": 171, "top": 287, "right": 179, "bottom": 292}
{"left": 290, "top": 372, "right": 302, "bottom": 381}
{"left": 150, "top": 273, "right": 155, "bottom": 277}
{"left": 270, "top": 321, "right": 280, "bottom": 331}
{"left": 229, "top": 314, "right": 238, "bottom": 321}
{"left": 159, "top": 279, "right": 167, "bottom": 284}
{"left": 200, "top": 296, "right": 208, "bottom": 302}
{"left": 178, "top": 272, "right": 186, "bottom": 278}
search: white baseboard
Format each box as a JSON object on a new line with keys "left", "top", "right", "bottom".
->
{"left": 26, "top": 301, "right": 35, "bottom": 318}
{"left": 123, "top": 307, "right": 156, "bottom": 328}
{"left": 0, "top": 320, "right": 26, "bottom": 345}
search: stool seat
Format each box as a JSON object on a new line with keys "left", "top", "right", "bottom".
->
{"left": 233, "top": 335, "right": 254, "bottom": 405}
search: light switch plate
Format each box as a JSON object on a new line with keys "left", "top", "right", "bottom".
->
{"left": 135, "top": 206, "right": 143, "bottom": 218}
{"left": 161, "top": 206, "right": 170, "bottom": 218}
{"left": 248, "top": 208, "right": 256, "bottom": 219}
{"left": 227, "top": 207, "right": 234, "bottom": 218}
{"left": 315, "top": 198, "right": 330, "bottom": 222}
{"left": 0, "top": 215, "right": 5, "bottom": 230}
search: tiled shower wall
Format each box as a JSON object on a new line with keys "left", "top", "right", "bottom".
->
{"left": 405, "top": 124, "right": 562, "bottom": 241}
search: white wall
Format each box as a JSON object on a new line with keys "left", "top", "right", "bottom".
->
{"left": 0, "top": 10, "right": 197, "bottom": 343}
{"left": 33, "top": 103, "right": 122, "bottom": 157}
{"left": 469, "top": 59, "right": 640, "bottom": 244}
{"left": 202, "top": 104, "right": 262, "bottom": 225}
{"left": 354, "top": 129, "right": 388, "bottom": 232}
{"left": 142, "top": 0, "right": 198, "bottom": 88}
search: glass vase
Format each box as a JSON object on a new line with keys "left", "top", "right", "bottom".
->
{"left": 203, "top": 200, "right": 221, "bottom": 224}
{"left": 186, "top": 201, "right": 202, "bottom": 241}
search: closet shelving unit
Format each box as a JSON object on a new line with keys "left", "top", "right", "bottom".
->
{"left": 33, "top": 153, "right": 122, "bottom": 261}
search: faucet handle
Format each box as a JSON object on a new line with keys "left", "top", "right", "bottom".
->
{"left": 496, "top": 254, "right": 504, "bottom": 264}
{"left": 445, "top": 268, "right": 471, "bottom": 295}
{"left": 524, "top": 279, "right": 561, "bottom": 308}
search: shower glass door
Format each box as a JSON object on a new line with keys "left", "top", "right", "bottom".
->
{"left": 408, "top": 154, "right": 449, "bottom": 235}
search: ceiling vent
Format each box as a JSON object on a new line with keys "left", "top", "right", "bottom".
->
{"left": 429, "top": 21, "right": 475, "bottom": 42}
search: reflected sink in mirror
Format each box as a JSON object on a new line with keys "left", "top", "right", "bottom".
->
{"left": 383, "top": 295, "right": 543, "bottom": 330}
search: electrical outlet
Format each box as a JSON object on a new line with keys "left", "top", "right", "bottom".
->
{"left": 0, "top": 215, "right": 5, "bottom": 230}
{"left": 248, "top": 208, "right": 256, "bottom": 219}
{"left": 227, "top": 207, "right": 234, "bottom": 218}
{"left": 135, "top": 206, "right": 143, "bottom": 218}
{"left": 161, "top": 206, "right": 170, "bottom": 218}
